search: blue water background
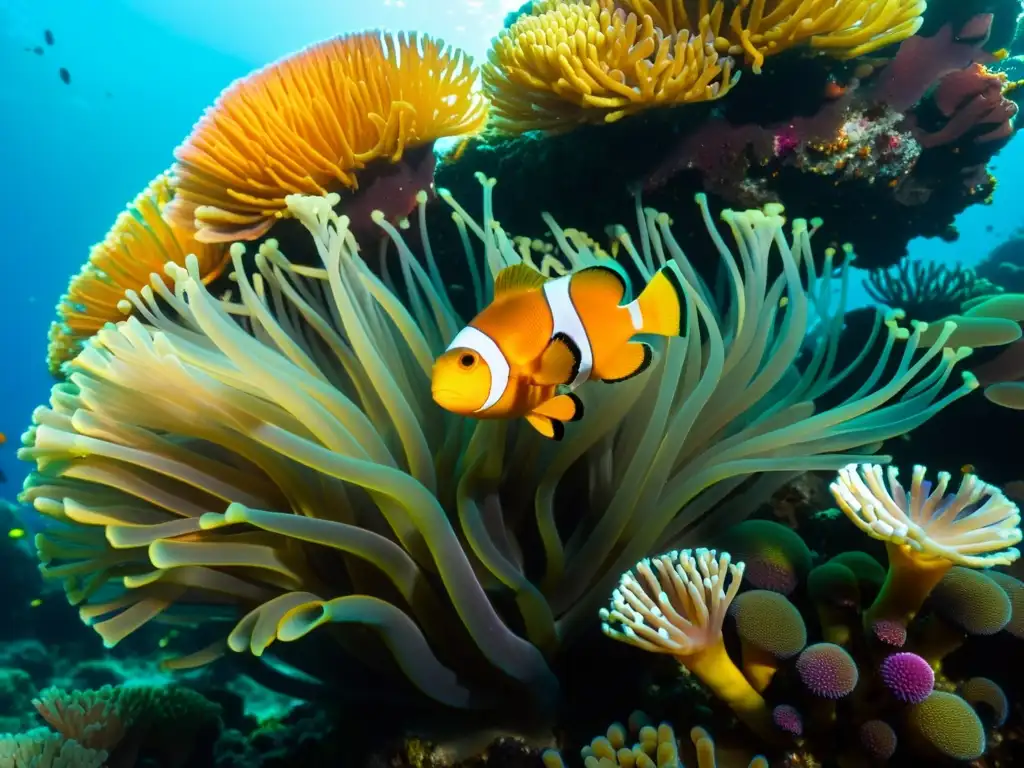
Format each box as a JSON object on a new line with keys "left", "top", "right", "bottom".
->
{"left": 1, "top": 0, "right": 1022, "bottom": 495}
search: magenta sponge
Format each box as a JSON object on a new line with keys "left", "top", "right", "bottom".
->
{"left": 880, "top": 652, "right": 934, "bottom": 704}
{"left": 772, "top": 704, "right": 803, "bottom": 736}
{"left": 796, "top": 643, "right": 859, "bottom": 699}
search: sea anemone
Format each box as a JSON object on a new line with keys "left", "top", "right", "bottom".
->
{"left": 880, "top": 652, "right": 934, "bottom": 704}
{"left": 730, "top": 589, "right": 807, "bottom": 692}
{"left": 907, "top": 691, "right": 986, "bottom": 760}
{"left": 601, "top": 549, "right": 773, "bottom": 735}
{"left": 830, "top": 464, "right": 1022, "bottom": 628}
{"left": 617, "top": 0, "right": 927, "bottom": 73}
{"left": 483, "top": 1, "right": 739, "bottom": 132}
{"left": 796, "top": 643, "right": 859, "bottom": 700}
{"left": 541, "top": 712, "right": 768, "bottom": 767}
{"left": 47, "top": 174, "right": 228, "bottom": 375}
{"left": 0, "top": 728, "right": 107, "bottom": 768}
{"left": 166, "top": 31, "right": 488, "bottom": 243}
{"left": 19, "top": 176, "right": 979, "bottom": 711}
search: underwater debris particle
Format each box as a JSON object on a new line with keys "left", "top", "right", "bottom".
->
{"left": 44, "top": 29, "right": 54, "bottom": 46}
{"left": 58, "top": 67, "right": 70, "bottom": 85}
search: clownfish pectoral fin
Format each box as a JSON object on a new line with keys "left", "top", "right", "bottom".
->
{"left": 534, "top": 332, "right": 581, "bottom": 386}
{"left": 630, "top": 263, "right": 686, "bottom": 337}
{"left": 597, "top": 341, "right": 653, "bottom": 383}
{"left": 525, "top": 412, "right": 565, "bottom": 441}
{"left": 573, "top": 263, "right": 631, "bottom": 304}
{"left": 531, "top": 392, "right": 584, "bottom": 423}
{"left": 493, "top": 263, "right": 548, "bottom": 297}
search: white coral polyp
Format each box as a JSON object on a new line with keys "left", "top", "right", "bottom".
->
{"left": 599, "top": 548, "right": 744, "bottom": 656}
{"left": 830, "top": 463, "right": 1022, "bottom": 568}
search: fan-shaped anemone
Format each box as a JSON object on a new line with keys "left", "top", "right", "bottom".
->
{"left": 48, "top": 174, "right": 228, "bottom": 375}
{"left": 166, "top": 31, "right": 488, "bottom": 243}
{"left": 20, "top": 174, "right": 974, "bottom": 711}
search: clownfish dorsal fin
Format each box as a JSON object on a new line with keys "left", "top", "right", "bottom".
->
{"left": 493, "top": 263, "right": 548, "bottom": 298}
{"left": 534, "top": 332, "right": 581, "bottom": 387}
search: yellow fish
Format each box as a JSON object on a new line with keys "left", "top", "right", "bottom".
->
{"left": 431, "top": 262, "right": 685, "bottom": 439}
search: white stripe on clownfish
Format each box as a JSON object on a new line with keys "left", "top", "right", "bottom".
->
{"left": 445, "top": 325, "right": 511, "bottom": 412}
{"left": 542, "top": 275, "right": 593, "bottom": 391}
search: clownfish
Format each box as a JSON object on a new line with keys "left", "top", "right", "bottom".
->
{"left": 431, "top": 261, "right": 686, "bottom": 439}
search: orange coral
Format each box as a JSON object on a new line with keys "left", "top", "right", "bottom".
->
{"left": 484, "top": 1, "right": 738, "bottom": 132}
{"left": 166, "top": 31, "right": 488, "bottom": 243}
{"left": 619, "top": 0, "right": 926, "bottom": 73}
{"left": 47, "top": 173, "right": 228, "bottom": 375}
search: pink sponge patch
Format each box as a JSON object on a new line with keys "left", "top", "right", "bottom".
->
{"left": 745, "top": 555, "right": 799, "bottom": 595}
{"left": 881, "top": 652, "right": 934, "bottom": 704}
{"left": 796, "top": 643, "right": 859, "bottom": 699}
{"left": 873, "top": 619, "right": 908, "bottom": 647}
{"left": 772, "top": 704, "right": 803, "bottom": 736}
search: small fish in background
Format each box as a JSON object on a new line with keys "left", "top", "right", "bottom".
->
{"left": 26, "top": 45, "right": 43, "bottom": 55}
{"left": 44, "top": 29, "right": 54, "bottom": 46}
{"left": 58, "top": 67, "right": 70, "bottom": 85}
{"left": 431, "top": 261, "right": 686, "bottom": 439}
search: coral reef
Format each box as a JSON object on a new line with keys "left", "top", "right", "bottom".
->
{"left": 864, "top": 259, "right": 1001, "bottom": 321}
{"left": 593, "top": 465, "right": 1023, "bottom": 764}
{"left": 18, "top": 174, "right": 977, "bottom": 716}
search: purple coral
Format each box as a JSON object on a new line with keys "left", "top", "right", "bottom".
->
{"left": 881, "top": 652, "right": 935, "bottom": 704}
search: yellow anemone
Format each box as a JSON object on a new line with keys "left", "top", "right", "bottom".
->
{"left": 830, "top": 463, "right": 1021, "bottom": 628}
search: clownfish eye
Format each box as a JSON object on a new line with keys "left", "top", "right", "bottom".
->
{"left": 458, "top": 352, "right": 476, "bottom": 369}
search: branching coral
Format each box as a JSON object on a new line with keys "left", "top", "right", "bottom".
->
{"left": 830, "top": 464, "right": 1022, "bottom": 628}
{"left": 165, "top": 30, "right": 487, "bottom": 242}
{"left": 20, "top": 173, "right": 978, "bottom": 712}
{"left": 482, "top": 1, "right": 739, "bottom": 132}
{"left": 864, "top": 259, "right": 1001, "bottom": 322}
{"left": 47, "top": 173, "right": 228, "bottom": 376}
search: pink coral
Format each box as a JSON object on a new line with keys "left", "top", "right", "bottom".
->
{"left": 916, "top": 64, "right": 1018, "bottom": 148}
{"left": 873, "top": 14, "right": 997, "bottom": 111}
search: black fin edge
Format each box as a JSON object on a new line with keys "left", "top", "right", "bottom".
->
{"left": 551, "top": 332, "right": 582, "bottom": 385}
{"left": 566, "top": 392, "right": 585, "bottom": 422}
{"left": 550, "top": 419, "right": 566, "bottom": 441}
{"left": 577, "top": 264, "right": 632, "bottom": 302}
{"left": 661, "top": 264, "right": 686, "bottom": 336}
{"left": 601, "top": 343, "right": 653, "bottom": 384}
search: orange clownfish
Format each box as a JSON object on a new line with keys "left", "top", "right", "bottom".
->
{"left": 430, "top": 262, "right": 685, "bottom": 439}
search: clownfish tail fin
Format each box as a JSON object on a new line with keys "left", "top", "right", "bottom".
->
{"left": 630, "top": 263, "right": 686, "bottom": 337}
